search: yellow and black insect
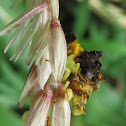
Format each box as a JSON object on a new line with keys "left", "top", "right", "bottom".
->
{"left": 76, "top": 50, "right": 104, "bottom": 93}
{"left": 62, "top": 33, "right": 104, "bottom": 115}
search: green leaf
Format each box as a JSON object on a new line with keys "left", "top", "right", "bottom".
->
{"left": 0, "top": 105, "right": 23, "bottom": 126}
{"left": 73, "top": 0, "right": 89, "bottom": 40}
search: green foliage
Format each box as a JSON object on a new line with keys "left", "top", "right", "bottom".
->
{"left": 0, "top": 0, "right": 126, "bottom": 126}
{"left": 0, "top": 0, "right": 27, "bottom": 125}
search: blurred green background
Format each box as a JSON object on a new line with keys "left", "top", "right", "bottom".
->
{"left": 0, "top": 0, "right": 126, "bottom": 126}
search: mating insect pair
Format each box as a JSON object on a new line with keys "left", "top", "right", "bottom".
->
{"left": 62, "top": 33, "right": 104, "bottom": 115}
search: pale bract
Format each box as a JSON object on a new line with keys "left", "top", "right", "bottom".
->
{"left": 25, "top": 86, "right": 53, "bottom": 126}
{"left": 18, "top": 64, "right": 38, "bottom": 106}
{"left": 49, "top": 19, "right": 67, "bottom": 83}
{"left": 53, "top": 99, "right": 71, "bottom": 126}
